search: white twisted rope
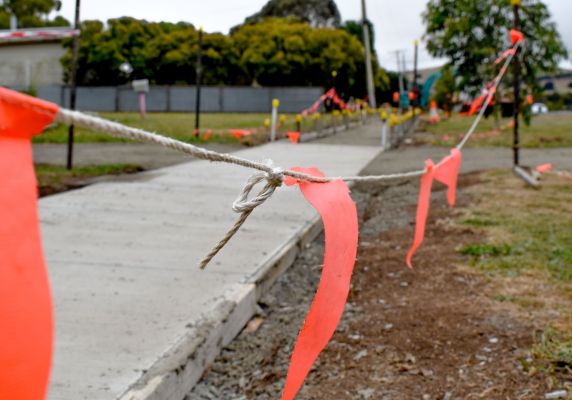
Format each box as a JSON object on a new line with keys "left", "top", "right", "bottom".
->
{"left": 55, "top": 109, "right": 426, "bottom": 184}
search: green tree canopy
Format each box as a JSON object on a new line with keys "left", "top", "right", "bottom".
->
{"left": 0, "top": 0, "right": 69, "bottom": 29}
{"left": 64, "top": 17, "right": 389, "bottom": 99}
{"left": 423, "top": 0, "right": 568, "bottom": 95}
{"left": 242, "top": 0, "right": 341, "bottom": 28}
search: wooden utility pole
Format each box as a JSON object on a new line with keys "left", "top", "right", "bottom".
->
{"left": 361, "top": 0, "right": 377, "bottom": 108}
{"left": 512, "top": 0, "right": 521, "bottom": 166}
{"left": 413, "top": 40, "right": 419, "bottom": 107}
{"left": 66, "top": 0, "right": 81, "bottom": 170}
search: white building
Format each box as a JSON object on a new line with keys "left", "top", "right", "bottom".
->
{"left": 0, "top": 28, "right": 76, "bottom": 88}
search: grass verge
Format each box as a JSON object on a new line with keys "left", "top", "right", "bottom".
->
{"left": 423, "top": 113, "right": 572, "bottom": 148}
{"left": 33, "top": 112, "right": 323, "bottom": 144}
{"left": 36, "top": 164, "right": 144, "bottom": 197}
{"left": 456, "top": 169, "right": 572, "bottom": 378}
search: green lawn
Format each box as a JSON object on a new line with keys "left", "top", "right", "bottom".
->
{"left": 457, "top": 170, "right": 572, "bottom": 376}
{"left": 36, "top": 164, "right": 144, "bottom": 197}
{"left": 425, "top": 113, "right": 572, "bottom": 148}
{"left": 34, "top": 112, "right": 322, "bottom": 144}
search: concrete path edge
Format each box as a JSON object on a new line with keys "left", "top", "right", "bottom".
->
{"left": 118, "top": 215, "right": 324, "bottom": 400}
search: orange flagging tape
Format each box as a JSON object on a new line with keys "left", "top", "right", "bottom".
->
{"left": 407, "top": 149, "right": 462, "bottom": 269}
{"left": 406, "top": 160, "right": 435, "bottom": 269}
{"left": 287, "top": 131, "right": 301, "bottom": 144}
{"left": 495, "top": 48, "right": 517, "bottom": 65}
{"left": 536, "top": 163, "right": 553, "bottom": 173}
{"left": 0, "top": 87, "right": 59, "bottom": 399}
{"left": 510, "top": 29, "right": 525, "bottom": 46}
{"left": 282, "top": 167, "right": 358, "bottom": 400}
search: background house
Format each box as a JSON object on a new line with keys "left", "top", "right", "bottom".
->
{"left": 0, "top": 27, "right": 73, "bottom": 88}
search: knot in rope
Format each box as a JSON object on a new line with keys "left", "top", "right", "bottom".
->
{"left": 232, "top": 168, "right": 284, "bottom": 213}
{"left": 200, "top": 166, "right": 283, "bottom": 269}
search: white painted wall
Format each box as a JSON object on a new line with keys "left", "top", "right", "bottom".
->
{"left": 0, "top": 42, "right": 65, "bottom": 87}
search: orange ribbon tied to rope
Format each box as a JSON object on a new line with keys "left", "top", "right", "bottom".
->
{"left": 510, "top": 29, "right": 525, "bottom": 46}
{"left": 495, "top": 48, "right": 517, "bottom": 65}
{"left": 287, "top": 131, "right": 301, "bottom": 144}
{"left": 282, "top": 167, "right": 359, "bottom": 400}
{"left": 0, "top": 87, "right": 58, "bottom": 400}
{"left": 536, "top": 163, "right": 553, "bottom": 174}
{"left": 406, "top": 149, "right": 462, "bottom": 269}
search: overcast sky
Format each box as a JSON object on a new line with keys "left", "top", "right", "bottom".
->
{"left": 57, "top": 0, "right": 572, "bottom": 71}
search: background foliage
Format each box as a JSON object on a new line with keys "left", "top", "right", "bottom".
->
{"left": 0, "top": 0, "right": 69, "bottom": 28}
{"left": 62, "top": 17, "right": 389, "bottom": 98}
{"left": 423, "top": 0, "right": 568, "bottom": 96}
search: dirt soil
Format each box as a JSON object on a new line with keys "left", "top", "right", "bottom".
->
{"left": 188, "top": 174, "right": 558, "bottom": 400}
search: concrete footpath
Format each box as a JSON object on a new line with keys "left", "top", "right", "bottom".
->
{"left": 42, "top": 140, "right": 381, "bottom": 400}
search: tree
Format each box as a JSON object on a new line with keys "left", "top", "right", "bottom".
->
{"left": 423, "top": 0, "right": 568, "bottom": 95}
{"left": 62, "top": 17, "right": 389, "bottom": 99}
{"left": 343, "top": 20, "right": 375, "bottom": 56}
{"left": 432, "top": 65, "right": 456, "bottom": 114}
{"left": 241, "top": 0, "right": 341, "bottom": 28}
{"left": 0, "top": 0, "right": 69, "bottom": 29}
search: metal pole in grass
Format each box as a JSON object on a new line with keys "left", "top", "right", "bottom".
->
{"left": 66, "top": 0, "right": 81, "bottom": 170}
{"left": 412, "top": 40, "right": 419, "bottom": 124}
{"left": 512, "top": 0, "right": 521, "bottom": 166}
{"left": 361, "top": 0, "right": 377, "bottom": 109}
{"left": 195, "top": 26, "right": 203, "bottom": 137}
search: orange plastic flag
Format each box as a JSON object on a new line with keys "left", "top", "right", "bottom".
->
{"left": 468, "top": 94, "right": 487, "bottom": 116}
{"left": 433, "top": 149, "right": 463, "bottom": 207}
{"left": 494, "top": 48, "right": 517, "bottom": 65}
{"left": 287, "top": 131, "right": 301, "bottom": 144}
{"left": 0, "top": 87, "right": 58, "bottom": 399}
{"left": 202, "top": 129, "right": 212, "bottom": 141}
{"left": 536, "top": 163, "right": 553, "bottom": 174}
{"left": 510, "top": 29, "right": 525, "bottom": 45}
{"left": 282, "top": 167, "right": 358, "bottom": 400}
{"left": 406, "top": 160, "right": 434, "bottom": 269}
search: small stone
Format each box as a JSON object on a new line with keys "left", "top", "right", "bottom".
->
{"left": 421, "top": 368, "right": 434, "bottom": 377}
{"left": 354, "top": 349, "right": 368, "bottom": 361}
{"left": 384, "top": 323, "right": 394, "bottom": 331}
{"left": 489, "top": 337, "right": 499, "bottom": 344}
{"left": 358, "top": 388, "right": 375, "bottom": 399}
{"left": 405, "top": 353, "right": 417, "bottom": 364}
{"left": 545, "top": 390, "right": 568, "bottom": 399}
{"left": 400, "top": 282, "right": 409, "bottom": 288}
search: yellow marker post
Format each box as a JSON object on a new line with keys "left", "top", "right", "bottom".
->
{"left": 380, "top": 110, "right": 389, "bottom": 148}
{"left": 295, "top": 114, "right": 302, "bottom": 132}
{"left": 270, "top": 99, "right": 280, "bottom": 141}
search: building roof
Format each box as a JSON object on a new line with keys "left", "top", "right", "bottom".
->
{"left": 0, "top": 27, "right": 78, "bottom": 47}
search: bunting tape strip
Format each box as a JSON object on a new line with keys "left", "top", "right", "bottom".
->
{"left": 0, "top": 90, "right": 58, "bottom": 399}
{"left": 282, "top": 168, "right": 358, "bottom": 400}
